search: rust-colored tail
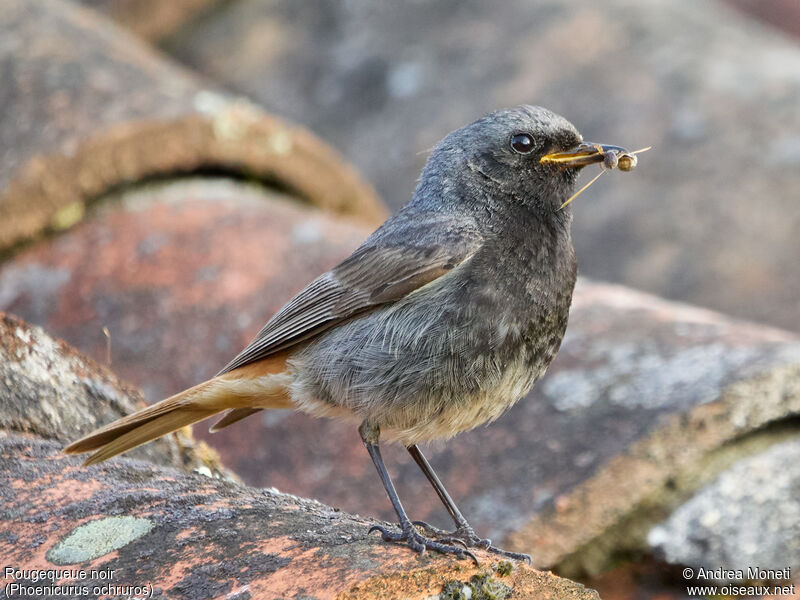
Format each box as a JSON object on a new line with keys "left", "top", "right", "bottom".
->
{"left": 64, "top": 354, "right": 292, "bottom": 466}
{"left": 209, "top": 407, "right": 264, "bottom": 432}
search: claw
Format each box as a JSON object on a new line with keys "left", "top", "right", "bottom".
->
{"left": 447, "top": 537, "right": 469, "bottom": 550}
{"left": 412, "top": 520, "right": 446, "bottom": 535}
{"left": 368, "top": 524, "right": 398, "bottom": 542}
{"left": 477, "top": 537, "right": 492, "bottom": 550}
{"left": 366, "top": 522, "right": 479, "bottom": 565}
{"left": 485, "top": 545, "right": 532, "bottom": 564}
{"left": 412, "top": 523, "right": 528, "bottom": 562}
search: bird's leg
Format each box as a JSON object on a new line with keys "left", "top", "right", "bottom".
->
{"left": 407, "top": 444, "right": 476, "bottom": 538}
{"left": 359, "top": 421, "right": 477, "bottom": 564}
{"left": 407, "top": 444, "right": 532, "bottom": 563}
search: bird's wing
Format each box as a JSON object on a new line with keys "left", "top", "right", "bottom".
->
{"left": 217, "top": 217, "right": 483, "bottom": 375}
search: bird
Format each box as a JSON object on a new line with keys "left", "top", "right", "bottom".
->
{"left": 65, "top": 105, "right": 631, "bottom": 563}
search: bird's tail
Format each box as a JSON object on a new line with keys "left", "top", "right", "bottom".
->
{"left": 63, "top": 354, "right": 291, "bottom": 466}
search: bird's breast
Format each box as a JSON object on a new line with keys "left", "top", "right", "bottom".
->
{"left": 288, "top": 231, "right": 576, "bottom": 445}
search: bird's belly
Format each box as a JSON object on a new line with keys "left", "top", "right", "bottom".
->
{"left": 379, "top": 350, "right": 542, "bottom": 446}
{"left": 288, "top": 322, "right": 547, "bottom": 446}
{"left": 286, "top": 278, "right": 569, "bottom": 445}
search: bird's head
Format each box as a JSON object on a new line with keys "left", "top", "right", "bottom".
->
{"left": 416, "top": 105, "right": 625, "bottom": 217}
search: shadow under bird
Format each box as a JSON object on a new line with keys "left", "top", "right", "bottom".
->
{"left": 65, "top": 105, "right": 638, "bottom": 563}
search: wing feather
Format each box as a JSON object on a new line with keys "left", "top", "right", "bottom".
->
{"left": 217, "top": 216, "right": 483, "bottom": 375}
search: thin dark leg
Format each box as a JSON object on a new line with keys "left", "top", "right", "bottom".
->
{"left": 407, "top": 444, "right": 532, "bottom": 563}
{"left": 359, "top": 421, "right": 477, "bottom": 563}
{"left": 364, "top": 442, "right": 412, "bottom": 528}
{"left": 408, "top": 445, "right": 469, "bottom": 527}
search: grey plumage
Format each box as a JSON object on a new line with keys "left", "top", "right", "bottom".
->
{"left": 245, "top": 105, "right": 580, "bottom": 444}
{"left": 66, "top": 105, "right": 622, "bottom": 562}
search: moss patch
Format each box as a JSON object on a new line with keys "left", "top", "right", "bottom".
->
{"left": 48, "top": 516, "right": 154, "bottom": 564}
{"left": 439, "top": 572, "right": 513, "bottom": 600}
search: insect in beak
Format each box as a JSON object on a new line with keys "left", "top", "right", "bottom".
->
{"left": 540, "top": 142, "right": 628, "bottom": 169}
{"left": 544, "top": 145, "right": 651, "bottom": 210}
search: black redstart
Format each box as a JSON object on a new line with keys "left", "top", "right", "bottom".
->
{"left": 65, "top": 105, "right": 637, "bottom": 562}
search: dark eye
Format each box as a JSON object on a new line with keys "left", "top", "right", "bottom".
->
{"left": 510, "top": 133, "right": 535, "bottom": 154}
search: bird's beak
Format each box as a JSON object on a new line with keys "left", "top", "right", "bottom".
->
{"left": 540, "top": 142, "right": 628, "bottom": 168}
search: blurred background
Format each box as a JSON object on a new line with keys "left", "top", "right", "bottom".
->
{"left": 80, "top": 0, "right": 800, "bottom": 333}
{"left": 163, "top": 0, "right": 800, "bottom": 332}
{"left": 2, "top": 0, "right": 800, "bottom": 598}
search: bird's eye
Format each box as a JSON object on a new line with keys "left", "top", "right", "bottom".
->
{"left": 510, "top": 133, "right": 535, "bottom": 154}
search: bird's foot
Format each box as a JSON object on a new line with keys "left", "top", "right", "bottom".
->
{"left": 369, "top": 522, "right": 478, "bottom": 564}
{"left": 413, "top": 520, "right": 490, "bottom": 548}
{"left": 413, "top": 520, "right": 532, "bottom": 564}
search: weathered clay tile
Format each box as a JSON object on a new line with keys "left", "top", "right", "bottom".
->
{"left": 0, "top": 0, "right": 384, "bottom": 252}
{"left": 3, "top": 1, "right": 800, "bottom": 594}
{"left": 0, "top": 310, "right": 601, "bottom": 598}
{"left": 0, "top": 434, "right": 599, "bottom": 599}
{"left": 0, "top": 180, "right": 369, "bottom": 402}
{"left": 0, "top": 310, "right": 229, "bottom": 477}
{"left": 4, "top": 178, "right": 800, "bottom": 580}
{"left": 164, "top": 0, "right": 800, "bottom": 332}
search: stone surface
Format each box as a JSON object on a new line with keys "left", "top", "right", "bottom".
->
{"left": 165, "top": 0, "right": 800, "bottom": 333}
{"left": 0, "top": 311, "right": 226, "bottom": 476}
{"left": 0, "top": 434, "right": 599, "bottom": 600}
{"left": 648, "top": 437, "right": 800, "bottom": 572}
{"left": 4, "top": 1, "right": 800, "bottom": 591}
{"left": 0, "top": 0, "right": 383, "bottom": 252}
{"left": 0, "top": 179, "right": 369, "bottom": 403}
{"left": 5, "top": 177, "right": 800, "bottom": 579}
{"left": 0, "top": 305, "right": 594, "bottom": 598}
